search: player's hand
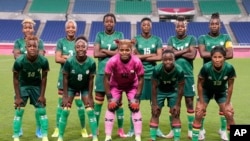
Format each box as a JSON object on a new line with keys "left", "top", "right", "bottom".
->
{"left": 38, "top": 96, "right": 46, "bottom": 106}
{"left": 195, "top": 101, "right": 206, "bottom": 117}
{"left": 224, "top": 103, "right": 234, "bottom": 118}
{"left": 88, "top": 98, "right": 94, "bottom": 108}
{"left": 14, "top": 97, "right": 23, "bottom": 109}
{"left": 172, "top": 105, "right": 181, "bottom": 118}
{"left": 62, "top": 96, "right": 70, "bottom": 108}
{"left": 151, "top": 105, "right": 160, "bottom": 117}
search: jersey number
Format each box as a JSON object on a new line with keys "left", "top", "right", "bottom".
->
{"left": 143, "top": 48, "right": 151, "bottom": 54}
{"left": 68, "top": 50, "right": 74, "bottom": 56}
{"left": 77, "top": 74, "right": 83, "bottom": 81}
{"left": 107, "top": 44, "right": 111, "bottom": 50}
{"left": 213, "top": 81, "right": 222, "bottom": 86}
{"left": 28, "top": 72, "right": 35, "bottom": 77}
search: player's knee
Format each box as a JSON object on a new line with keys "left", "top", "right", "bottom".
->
{"left": 37, "top": 108, "right": 47, "bottom": 116}
{"left": 74, "top": 99, "right": 83, "bottom": 107}
{"left": 95, "top": 95, "right": 104, "bottom": 105}
{"left": 195, "top": 107, "right": 205, "bottom": 119}
{"left": 15, "top": 109, "right": 24, "bottom": 117}
{"left": 128, "top": 100, "right": 140, "bottom": 113}
{"left": 108, "top": 100, "right": 119, "bottom": 112}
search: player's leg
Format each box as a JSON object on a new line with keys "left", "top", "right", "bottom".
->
{"left": 13, "top": 93, "right": 27, "bottom": 140}
{"left": 94, "top": 74, "right": 105, "bottom": 131}
{"left": 74, "top": 92, "right": 88, "bottom": 138}
{"left": 192, "top": 95, "right": 209, "bottom": 141}
{"left": 127, "top": 88, "right": 142, "bottom": 141}
{"left": 81, "top": 91, "right": 98, "bottom": 141}
{"left": 57, "top": 89, "right": 74, "bottom": 141}
{"left": 51, "top": 89, "right": 63, "bottom": 137}
{"left": 30, "top": 86, "right": 49, "bottom": 141}
{"left": 116, "top": 102, "right": 126, "bottom": 138}
{"left": 216, "top": 92, "right": 232, "bottom": 141}
{"left": 149, "top": 93, "right": 164, "bottom": 141}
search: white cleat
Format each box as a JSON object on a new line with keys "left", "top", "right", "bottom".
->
{"left": 188, "top": 130, "right": 192, "bottom": 139}
{"left": 220, "top": 130, "right": 229, "bottom": 141}
{"left": 198, "top": 129, "right": 205, "bottom": 141}
{"left": 51, "top": 128, "right": 59, "bottom": 137}
{"left": 166, "top": 130, "right": 174, "bottom": 139}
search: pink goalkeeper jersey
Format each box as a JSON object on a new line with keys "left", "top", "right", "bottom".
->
{"left": 105, "top": 54, "right": 144, "bottom": 89}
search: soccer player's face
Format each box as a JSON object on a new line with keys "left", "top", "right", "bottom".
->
{"left": 119, "top": 44, "right": 132, "bottom": 61}
{"left": 141, "top": 20, "right": 151, "bottom": 34}
{"left": 75, "top": 40, "right": 87, "bottom": 57}
{"left": 162, "top": 53, "right": 175, "bottom": 70}
{"left": 176, "top": 21, "right": 186, "bottom": 36}
{"left": 209, "top": 19, "right": 220, "bottom": 34}
{"left": 26, "top": 40, "right": 38, "bottom": 57}
{"left": 212, "top": 52, "right": 225, "bottom": 68}
{"left": 22, "top": 23, "right": 34, "bottom": 37}
{"left": 104, "top": 16, "right": 115, "bottom": 32}
{"left": 66, "top": 21, "right": 76, "bottom": 38}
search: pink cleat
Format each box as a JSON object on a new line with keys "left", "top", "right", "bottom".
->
{"left": 117, "top": 128, "right": 127, "bottom": 138}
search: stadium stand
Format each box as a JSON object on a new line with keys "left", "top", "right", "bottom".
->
{"left": 242, "top": 0, "right": 250, "bottom": 15}
{"left": 40, "top": 20, "right": 86, "bottom": 44}
{"left": 88, "top": 21, "right": 131, "bottom": 44}
{"left": 0, "top": 0, "right": 27, "bottom": 13}
{"left": 29, "top": 0, "right": 69, "bottom": 13}
{"left": 115, "top": 0, "right": 152, "bottom": 15}
{"left": 198, "top": 0, "right": 241, "bottom": 15}
{"left": 0, "top": 19, "right": 40, "bottom": 43}
{"left": 229, "top": 22, "right": 250, "bottom": 45}
{"left": 72, "top": 0, "right": 110, "bottom": 14}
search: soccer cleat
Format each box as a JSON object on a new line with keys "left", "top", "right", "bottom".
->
{"left": 220, "top": 130, "right": 229, "bottom": 141}
{"left": 57, "top": 137, "right": 63, "bottom": 141}
{"left": 165, "top": 130, "right": 174, "bottom": 139}
{"left": 92, "top": 137, "right": 99, "bottom": 141}
{"left": 135, "top": 136, "right": 141, "bottom": 141}
{"left": 36, "top": 128, "right": 42, "bottom": 138}
{"left": 126, "top": 129, "right": 135, "bottom": 137}
{"left": 51, "top": 128, "right": 59, "bottom": 137}
{"left": 188, "top": 130, "right": 192, "bottom": 139}
{"left": 13, "top": 138, "right": 20, "bottom": 141}
{"left": 81, "top": 128, "right": 89, "bottom": 138}
{"left": 104, "top": 136, "right": 112, "bottom": 141}
{"left": 156, "top": 128, "right": 166, "bottom": 138}
{"left": 12, "top": 128, "right": 23, "bottom": 138}
{"left": 117, "top": 128, "right": 127, "bottom": 138}
{"left": 42, "top": 136, "right": 49, "bottom": 141}
{"left": 198, "top": 129, "right": 205, "bottom": 141}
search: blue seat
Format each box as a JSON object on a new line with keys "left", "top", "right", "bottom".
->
{"left": 0, "top": 0, "right": 27, "bottom": 12}
{"left": 242, "top": 0, "right": 250, "bottom": 15}
{"left": 72, "top": 0, "right": 110, "bottom": 14}
{"left": 156, "top": 0, "right": 194, "bottom": 8}
{"left": 40, "top": 21, "right": 86, "bottom": 43}
{"left": 230, "top": 22, "right": 250, "bottom": 44}
{"left": 89, "top": 21, "right": 131, "bottom": 44}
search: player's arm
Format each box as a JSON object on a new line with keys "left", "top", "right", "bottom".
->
{"left": 169, "top": 45, "right": 189, "bottom": 57}
{"left": 93, "top": 43, "right": 108, "bottom": 58}
{"left": 62, "top": 72, "right": 69, "bottom": 107}
{"left": 13, "top": 49, "right": 21, "bottom": 60}
{"left": 176, "top": 80, "right": 184, "bottom": 107}
{"left": 225, "top": 46, "right": 233, "bottom": 60}
{"left": 38, "top": 40, "right": 45, "bottom": 56}
{"left": 136, "top": 74, "right": 144, "bottom": 98}
{"left": 13, "top": 71, "right": 22, "bottom": 108}
{"left": 198, "top": 44, "right": 211, "bottom": 59}
{"left": 55, "top": 51, "right": 68, "bottom": 64}
{"left": 226, "top": 78, "right": 235, "bottom": 105}
{"left": 101, "top": 48, "right": 118, "bottom": 57}
{"left": 197, "top": 76, "right": 205, "bottom": 103}
{"left": 151, "top": 78, "right": 158, "bottom": 106}
{"left": 104, "top": 73, "right": 111, "bottom": 96}
{"left": 144, "top": 48, "right": 162, "bottom": 62}
{"left": 181, "top": 46, "right": 197, "bottom": 60}
{"left": 38, "top": 70, "right": 48, "bottom": 106}
{"left": 88, "top": 73, "right": 95, "bottom": 107}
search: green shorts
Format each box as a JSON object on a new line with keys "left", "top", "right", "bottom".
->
{"left": 140, "top": 79, "right": 152, "bottom": 100}
{"left": 201, "top": 89, "right": 227, "bottom": 104}
{"left": 68, "top": 87, "right": 88, "bottom": 98}
{"left": 157, "top": 90, "right": 177, "bottom": 108}
{"left": 18, "top": 86, "right": 44, "bottom": 108}
{"left": 95, "top": 74, "right": 105, "bottom": 93}
{"left": 184, "top": 77, "right": 195, "bottom": 97}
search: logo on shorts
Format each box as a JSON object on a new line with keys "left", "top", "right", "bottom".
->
{"left": 208, "top": 76, "right": 212, "bottom": 80}
{"left": 224, "top": 76, "right": 228, "bottom": 80}
{"left": 130, "top": 70, "right": 134, "bottom": 73}
{"left": 71, "top": 70, "right": 75, "bottom": 74}
{"left": 86, "top": 70, "right": 89, "bottom": 74}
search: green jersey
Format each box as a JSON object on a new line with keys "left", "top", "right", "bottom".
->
{"left": 95, "top": 31, "right": 124, "bottom": 74}
{"left": 199, "top": 62, "right": 236, "bottom": 92}
{"left": 134, "top": 35, "right": 163, "bottom": 79}
{"left": 13, "top": 54, "right": 50, "bottom": 87}
{"left": 56, "top": 37, "right": 76, "bottom": 89}
{"left": 167, "top": 35, "right": 197, "bottom": 77}
{"left": 63, "top": 56, "right": 96, "bottom": 90}
{"left": 14, "top": 38, "right": 44, "bottom": 54}
{"left": 198, "top": 34, "right": 232, "bottom": 64}
{"left": 152, "top": 63, "right": 185, "bottom": 93}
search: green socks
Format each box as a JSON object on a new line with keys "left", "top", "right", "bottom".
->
{"left": 116, "top": 107, "right": 124, "bottom": 128}
{"left": 58, "top": 109, "right": 70, "bottom": 137}
{"left": 94, "top": 103, "right": 102, "bottom": 127}
{"left": 87, "top": 110, "right": 98, "bottom": 136}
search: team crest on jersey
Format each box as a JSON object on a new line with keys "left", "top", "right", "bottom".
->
{"left": 172, "top": 78, "right": 176, "bottom": 81}
{"left": 86, "top": 70, "right": 89, "bottom": 74}
{"left": 220, "top": 42, "right": 224, "bottom": 46}
{"left": 63, "top": 46, "right": 66, "bottom": 50}
{"left": 185, "top": 43, "right": 188, "bottom": 47}
{"left": 208, "top": 76, "right": 212, "bottom": 80}
{"left": 224, "top": 76, "right": 228, "bottom": 80}
{"left": 138, "top": 44, "right": 142, "bottom": 48}
{"left": 130, "top": 70, "right": 135, "bottom": 73}
{"left": 152, "top": 44, "right": 155, "bottom": 48}
{"left": 206, "top": 42, "right": 210, "bottom": 46}
{"left": 71, "top": 70, "right": 75, "bottom": 74}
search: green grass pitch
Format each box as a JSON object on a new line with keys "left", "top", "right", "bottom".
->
{"left": 0, "top": 55, "right": 249, "bottom": 141}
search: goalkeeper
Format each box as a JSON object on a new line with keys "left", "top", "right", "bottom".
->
{"left": 103, "top": 39, "right": 144, "bottom": 141}
{"left": 149, "top": 49, "right": 185, "bottom": 141}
